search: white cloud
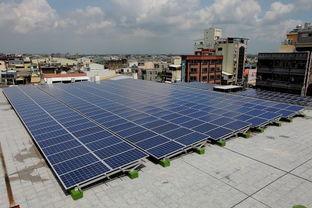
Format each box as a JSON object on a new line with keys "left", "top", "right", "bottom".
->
{"left": 199, "top": 0, "right": 261, "bottom": 24}
{"left": 0, "top": 0, "right": 58, "bottom": 34}
{"left": 261, "top": 2, "right": 295, "bottom": 24}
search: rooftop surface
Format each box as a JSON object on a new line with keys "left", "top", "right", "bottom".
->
{"left": 0, "top": 88, "right": 312, "bottom": 208}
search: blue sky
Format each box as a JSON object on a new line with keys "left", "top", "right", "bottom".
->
{"left": 0, "top": 0, "right": 311, "bottom": 54}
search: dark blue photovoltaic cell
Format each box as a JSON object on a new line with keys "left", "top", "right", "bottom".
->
{"left": 224, "top": 121, "right": 250, "bottom": 131}
{"left": 126, "top": 130, "right": 158, "bottom": 143}
{"left": 142, "top": 120, "right": 169, "bottom": 128}
{"left": 180, "top": 119, "right": 204, "bottom": 128}
{"left": 170, "top": 116, "right": 191, "bottom": 124}
{"left": 245, "top": 110, "right": 266, "bottom": 116}
{"left": 109, "top": 122, "right": 135, "bottom": 131}
{"left": 193, "top": 123, "right": 219, "bottom": 133}
{"left": 78, "top": 131, "right": 112, "bottom": 143}
{"left": 163, "top": 128, "right": 193, "bottom": 139}
{"left": 152, "top": 123, "right": 179, "bottom": 134}
{"left": 136, "top": 135, "right": 170, "bottom": 149}
{"left": 94, "top": 142, "right": 133, "bottom": 159}
{"left": 134, "top": 117, "right": 156, "bottom": 124}
{"left": 35, "top": 129, "right": 68, "bottom": 140}
{"left": 117, "top": 126, "right": 145, "bottom": 137}
{"left": 258, "top": 112, "right": 281, "bottom": 120}
{"left": 41, "top": 140, "right": 82, "bottom": 155}
{"left": 48, "top": 146, "right": 90, "bottom": 164}
{"left": 37, "top": 134, "right": 75, "bottom": 148}
{"left": 72, "top": 126, "right": 103, "bottom": 137}
{"left": 246, "top": 117, "right": 268, "bottom": 126}
{"left": 60, "top": 162, "right": 110, "bottom": 188}
{"left": 86, "top": 136, "right": 123, "bottom": 151}
{"left": 205, "top": 127, "right": 233, "bottom": 140}
{"left": 175, "top": 132, "right": 207, "bottom": 145}
{"left": 286, "top": 106, "right": 304, "bottom": 111}
{"left": 198, "top": 114, "right": 222, "bottom": 122}
{"left": 234, "top": 114, "right": 253, "bottom": 121}
{"left": 54, "top": 154, "right": 98, "bottom": 175}
{"left": 104, "top": 149, "right": 147, "bottom": 169}
{"left": 210, "top": 117, "right": 234, "bottom": 126}
{"left": 148, "top": 141, "right": 184, "bottom": 159}
{"left": 277, "top": 110, "right": 295, "bottom": 117}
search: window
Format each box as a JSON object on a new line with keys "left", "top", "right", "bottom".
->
{"left": 190, "top": 68, "right": 197, "bottom": 74}
{"left": 218, "top": 48, "right": 222, "bottom": 51}
{"left": 209, "top": 68, "right": 215, "bottom": 72}
{"left": 190, "top": 76, "right": 197, "bottom": 82}
{"left": 202, "top": 76, "right": 208, "bottom": 81}
{"left": 210, "top": 75, "right": 215, "bottom": 80}
{"left": 202, "top": 68, "right": 208, "bottom": 73}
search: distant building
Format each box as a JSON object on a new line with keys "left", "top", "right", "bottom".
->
{"left": 171, "top": 56, "right": 182, "bottom": 66}
{"left": 215, "top": 37, "right": 248, "bottom": 84}
{"left": 194, "top": 28, "right": 248, "bottom": 84}
{"left": 182, "top": 49, "right": 223, "bottom": 84}
{"left": 107, "top": 59, "right": 127, "bottom": 70}
{"left": 141, "top": 68, "right": 162, "bottom": 82}
{"left": 0, "top": 61, "right": 6, "bottom": 71}
{"left": 162, "top": 64, "right": 181, "bottom": 83}
{"left": 43, "top": 73, "right": 89, "bottom": 84}
{"left": 256, "top": 52, "right": 312, "bottom": 95}
{"left": 128, "top": 60, "right": 138, "bottom": 68}
{"left": 280, "top": 23, "right": 312, "bottom": 52}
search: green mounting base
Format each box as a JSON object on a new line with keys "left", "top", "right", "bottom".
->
{"left": 238, "top": 132, "right": 252, "bottom": 139}
{"left": 252, "top": 127, "right": 265, "bottom": 133}
{"left": 195, "top": 148, "right": 205, "bottom": 155}
{"left": 292, "top": 205, "right": 307, "bottom": 208}
{"left": 281, "top": 117, "right": 293, "bottom": 122}
{"left": 70, "top": 188, "right": 83, "bottom": 200}
{"left": 159, "top": 159, "right": 170, "bottom": 167}
{"left": 127, "top": 170, "right": 139, "bottom": 179}
{"left": 216, "top": 140, "right": 226, "bottom": 147}
{"left": 273, "top": 122, "right": 282, "bottom": 127}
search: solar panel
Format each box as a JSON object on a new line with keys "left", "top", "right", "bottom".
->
{"left": 234, "top": 88, "right": 312, "bottom": 107}
{"left": 3, "top": 86, "right": 147, "bottom": 190}
{"left": 38, "top": 80, "right": 252, "bottom": 144}
{"left": 38, "top": 84, "right": 208, "bottom": 159}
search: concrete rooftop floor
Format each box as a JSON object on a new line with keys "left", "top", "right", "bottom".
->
{"left": 0, "top": 89, "right": 312, "bottom": 208}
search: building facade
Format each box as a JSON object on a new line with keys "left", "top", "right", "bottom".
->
{"left": 182, "top": 50, "right": 223, "bottom": 84}
{"left": 215, "top": 37, "right": 248, "bottom": 84}
{"left": 256, "top": 52, "right": 312, "bottom": 95}
{"left": 194, "top": 28, "right": 248, "bottom": 84}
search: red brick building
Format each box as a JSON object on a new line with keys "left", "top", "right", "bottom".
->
{"left": 182, "top": 49, "right": 223, "bottom": 84}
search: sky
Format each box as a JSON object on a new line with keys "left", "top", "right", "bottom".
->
{"left": 0, "top": 0, "right": 311, "bottom": 54}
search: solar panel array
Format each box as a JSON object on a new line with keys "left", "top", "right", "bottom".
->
{"left": 38, "top": 85, "right": 208, "bottom": 159}
{"left": 234, "top": 89, "right": 312, "bottom": 107}
{"left": 3, "top": 79, "right": 304, "bottom": 190}
{"left": 3, "top": 86, "right": 147, "bottom": 190}
{"left": 175, "top": 82, "right": 312, "bottom": 107}
{"left": 41, "top": 79, "right": 302, "bottom": 141}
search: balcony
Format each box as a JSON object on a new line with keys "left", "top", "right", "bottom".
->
{"left": 272, "top": 68, "right": 289, "bottom": 75}
{"left": 289, "top": 68, "right": 306, "bottom": 75}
